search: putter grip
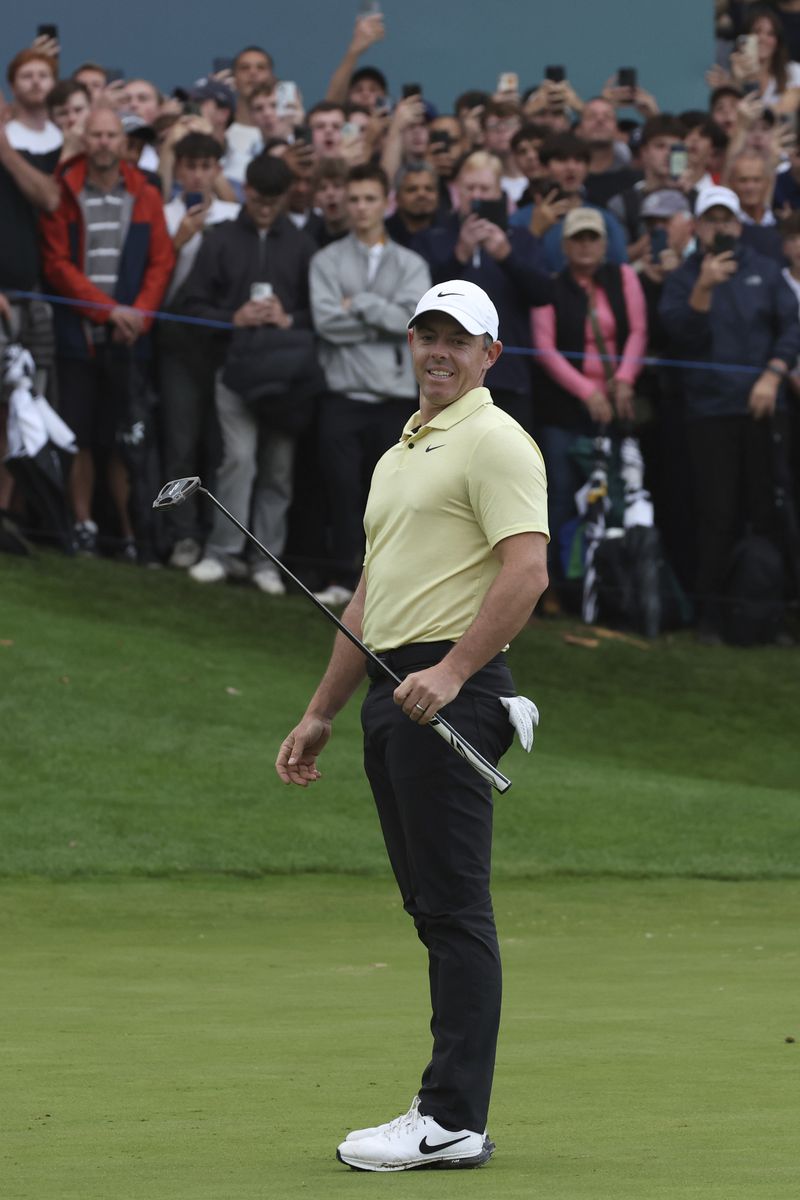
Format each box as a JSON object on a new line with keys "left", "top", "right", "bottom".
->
{"left": 429, "top": 715, "right": 512, "bottom": 794}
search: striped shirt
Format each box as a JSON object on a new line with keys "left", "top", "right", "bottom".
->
{"left": 79, "top": 180, "right": 133, "bottom": 296}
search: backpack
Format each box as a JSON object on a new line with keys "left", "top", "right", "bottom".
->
{"left": 722, "top": 533, "right": 784, "bottom": 646}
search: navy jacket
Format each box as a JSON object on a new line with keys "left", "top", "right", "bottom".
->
{"left": 659, "top": 243, "right": 800, "bottom": 419}
{"left": 414, "top": 215, "right": 553, "bottom": 396}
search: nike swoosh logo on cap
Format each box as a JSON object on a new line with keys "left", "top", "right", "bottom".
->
{"left": 418, "top": 1135, "right": 470, "bottom": 1155}
{"left": 436, "top": 290, "right": 463, "bottom": 297}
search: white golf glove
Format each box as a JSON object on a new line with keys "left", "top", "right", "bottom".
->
{"left": 499, "top": 695, "right": 539, "bottom": 752}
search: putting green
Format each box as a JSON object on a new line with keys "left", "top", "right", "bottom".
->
{"left": 3, "top": 875, "right": 797, "bottom": 1198}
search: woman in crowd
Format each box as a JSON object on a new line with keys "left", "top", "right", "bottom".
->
{"left": 531, "top": 207, "right": 647, "bottom": 595}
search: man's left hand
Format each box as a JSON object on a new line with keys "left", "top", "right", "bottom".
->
{"left": 749, "top": 371, "right": 779, "bottom": 419}
{"left": 393, "top": 661, "right": 465, "bottom": 724}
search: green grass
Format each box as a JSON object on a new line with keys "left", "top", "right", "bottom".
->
{"left": 2, "top": 550, "right": 799, "bottom": 879}
{"left": 3, "top": 552, "right": 800, "bottom": 1198}
{"left": 3, "top": 875, "right": 799, "bottom": 1199}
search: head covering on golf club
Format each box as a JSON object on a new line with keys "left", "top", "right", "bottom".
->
{"left": 408, "top": 280, "right": 499, "bottom": 341}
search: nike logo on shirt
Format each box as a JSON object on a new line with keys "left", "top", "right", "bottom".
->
{"left": 418, "top": 1135, "right": 470, "bottom": 1154}
{"left": 425, "top": 444, "right": 445, "bottom": 452}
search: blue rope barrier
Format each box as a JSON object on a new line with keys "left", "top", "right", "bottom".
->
{"left": 6, "top": 288, "right": 769, "bottom": 377}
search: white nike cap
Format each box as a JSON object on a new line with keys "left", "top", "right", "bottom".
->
{"left": 408, "top": 280, "right": 499, "bottom": 341}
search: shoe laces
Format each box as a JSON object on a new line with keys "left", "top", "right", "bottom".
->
{"left": 384, "top": 1096, "right": 422, "bottom": 1139}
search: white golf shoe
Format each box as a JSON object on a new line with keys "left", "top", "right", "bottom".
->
{"left": 345, "top": 1095, "right": 421, "bottom": 1142}
{"left": 336, "top": 1102, "right": 492, "bottom": 1172}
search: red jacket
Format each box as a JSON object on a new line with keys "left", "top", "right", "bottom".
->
{"left": 39, "top": 157, "right": 175, "bottom": 356}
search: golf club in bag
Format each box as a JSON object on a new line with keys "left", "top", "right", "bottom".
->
{"left": 153, "top": 478, "right": 513, "bottom": 794}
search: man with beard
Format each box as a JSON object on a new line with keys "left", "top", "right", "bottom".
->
{"left": 39, "top": 105, "right": 174, "bottom": 558}
{"left": 385, "top": 162, "right": 444, "bottom": 248}
{"left": 223, "top": 46, "right": 275, "bottom": 185}
{"left": 0, "top": 48, "right": 61, "bottom": 510}
{"left": 576, "top": 96, "right": 640, "bottom": 206}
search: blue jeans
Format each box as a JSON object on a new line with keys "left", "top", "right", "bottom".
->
{"left": 537, "top": 425, "right": 585, "bottom": 578}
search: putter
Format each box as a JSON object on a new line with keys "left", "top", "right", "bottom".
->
{"left": 153, "top": 478, "right": 512, "bottom": 794}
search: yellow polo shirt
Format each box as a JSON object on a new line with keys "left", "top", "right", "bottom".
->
{"left": 361, "top": 387, "right": 549, "bottom": 652}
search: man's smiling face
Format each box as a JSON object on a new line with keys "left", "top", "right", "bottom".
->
{"left": 409, "top": 312, "right": 501, "bottom": 411}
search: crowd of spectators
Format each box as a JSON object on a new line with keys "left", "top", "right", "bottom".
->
{"left": 2, "top": 3, "right": 800, "bottom": 644}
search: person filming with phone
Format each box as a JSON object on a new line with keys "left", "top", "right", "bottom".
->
{"left": 659, "top": 185, "right": 800, "bottom": 643}
{"left": 415, "top": 151, "right": 553, "bottom": 430}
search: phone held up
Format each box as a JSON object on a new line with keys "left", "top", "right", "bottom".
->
{"left": 212, "top": 56, "right": 234, "bottom": 73}
{"left": 497, "top": 72, "right": 519, "bottom": 94}
{"left": 669, "top": 142, "right": 689, "bottom": 179}
{"left": 470, "top": 198, "right": 508, "bottom": 230}
{"left": 250, "top": 282, "right": 274, "bottom": 302}
{"left": 545, "top": 65, "right": 565, "bottom": 83}
{"left": 37, "top": 23, "right": 58, "bottom": 40}
{"left": 711, "top": 232, "right": 736, "bottom": 257}
{"left": 275, "top": 80, "right": 299, "bottom": 116}
{"left": 402, "top": 83, "right": 422, "bottom": 99}
{"left": 649, "top": 228, "right": 668, "bottom": 260}
{"left": 617, "top": 67, "right": 637, "bottom": 91}
{"left": 184, "top": 191, "right": 204, "bottom": 210}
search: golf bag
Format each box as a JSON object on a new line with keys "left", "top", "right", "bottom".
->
{"left": 3, "top": 338, "right": 77, "bottom": 553}
{"left": 566, "top": 433, "right": 690, "bottom": 637}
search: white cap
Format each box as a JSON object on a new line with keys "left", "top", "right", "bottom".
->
{"left": 694, "top": 185, "right": 743, "bottom": 220}
{"left": 408, "top": 280, "right": 499, "bottom": 341}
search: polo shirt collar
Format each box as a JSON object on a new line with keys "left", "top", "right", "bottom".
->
{"left": 400, "top": 387, "right": 493, "bottom": 441}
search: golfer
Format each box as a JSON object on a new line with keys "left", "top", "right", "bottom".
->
{"left": 276, "top": 280, "right": 549, "bottom": 1172}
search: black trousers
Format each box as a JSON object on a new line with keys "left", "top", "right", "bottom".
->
{"left": 361, "top": 642, "right": 515, "bottom": 1133}
{"left": 317, "top": 393, "right": 416, "bottom": 589}
{"left": 687, "top": 412, "right": 785, "bottom": 624}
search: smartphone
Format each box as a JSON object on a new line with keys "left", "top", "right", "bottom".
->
{"left": 669, "top": 143, "right": 689, "bottom": 178}
{"left": 470, "top": 198, "right": 508, "bottom": 229}
{"left": 545, "top": 65, "right": 566, "bottom": 83}
{"left": 250, "top": 282, "right": 274, "bottom": 301}
{"left": 429, "top": 130, "right": 453, "bottom": 148}
{"left": 293, "top": 125, "right": 312, "bottom": 145}
{"left": 105, "top": 68, "right": 125, "bottom": 84}
{"left": 649, "top": 228, "right": 668, "bottom": 259}
{"left": 497, "top": 72, "right": 519, "bottom": 94}
{"left": 536, "top": 179, "right": 567, "bottom": 202}
{"left": 402, "top": 83, "right": 422, "bottom": 99}
{"left": 618, "top": 67, "right": 637, "bottom": 90}
{"left": 212, "top": 56, "right": 234, "bottom": 73}
{"left": 275, "top": 80, "right": 299, "bottom": 115}
{"left": 359, "top": 0, "right": 382, "bottom": 13}
{"left": 736, "top": 34, "right": 759, "bottom": 59}
{"left": 37, "top": 23, "right": 58, "bottom": 39}
{"left": 711, "top": 232, "right": 736, "bottom": 256}
{"left": 341, "top": 122, "right": 360, "bottom": 139}
{"left": 184, "top": 191, "right": 204, "bottom": 209}
{"left": 741, "top": 80, "right": 761, "bottom": 97}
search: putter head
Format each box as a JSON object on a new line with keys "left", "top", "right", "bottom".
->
{"left": 153, "top": 477, "right": 202, "bottom": 509}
